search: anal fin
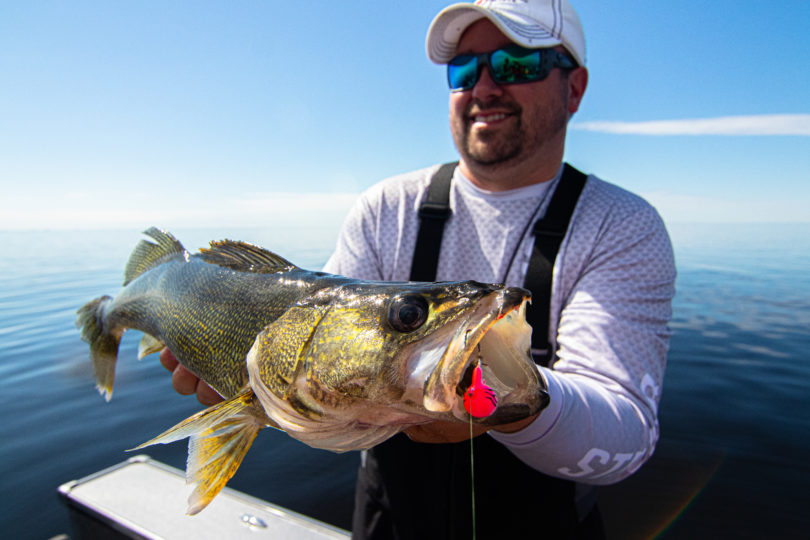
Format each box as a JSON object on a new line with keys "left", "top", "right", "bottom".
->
{"left": 132, "top": 388, "right": 277, "bottom": 514}
{"left": 137, "top": 334, "right": 165, "bottom": 360}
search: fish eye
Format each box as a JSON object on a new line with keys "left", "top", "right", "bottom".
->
{"left": 388, "top": 294, "right": 429, "bottom": 333}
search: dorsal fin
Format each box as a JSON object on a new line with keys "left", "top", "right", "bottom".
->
{"left": 124, "top": 227, "right": 187, "bottom": 285}
{"left": 198, "top": 240, "right": 298, "bottom": 273}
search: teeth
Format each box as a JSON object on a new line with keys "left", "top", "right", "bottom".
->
{"left": 474, "top": 113, "right": 507, "bottom": 123}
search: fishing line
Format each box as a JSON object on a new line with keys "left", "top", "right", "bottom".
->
{"left": 468, "top": 343, "right": 482, "bottom": 540}
{"left": 469, "top": 412, "right": 476, "bottom": 540}
{"left": 463, "top": 178, "right": 556, "bottom": 539}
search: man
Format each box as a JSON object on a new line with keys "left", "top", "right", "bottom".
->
{"left": 163, "top": 1, "right": 676, "bottom": 538}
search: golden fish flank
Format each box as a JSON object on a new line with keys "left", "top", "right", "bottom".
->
{"left": 77, "top": 227, "right": 548, "bottom": 514}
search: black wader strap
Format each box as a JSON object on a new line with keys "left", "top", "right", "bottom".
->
{"left": 359, "top": 163, "right": 599, "bottom": 540}
{"left": 525, "top": 164, "right": 587, "bottom": 365}
{"left": 409, "top": 162, "right": 587, "bottom": 366}
{"left": 409, "top": 161, "right": 457, "bottom": 282}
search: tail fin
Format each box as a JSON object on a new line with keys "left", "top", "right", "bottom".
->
{"left": 132, "top": 389, "right": 270, "bottom": 514}
{"left": 76, "top": 296, "right": 120, "bottom": 401}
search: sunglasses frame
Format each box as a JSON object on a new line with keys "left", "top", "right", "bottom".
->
{"left": 447, "top": 45, "right": 577, "bottom": 92}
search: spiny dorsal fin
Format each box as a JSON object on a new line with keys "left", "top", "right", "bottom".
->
{"left": 198, "top": 240, "right": 298, "bottom": 273}
{"left": 123, "top": 227, "right": 187, "bottom": 286}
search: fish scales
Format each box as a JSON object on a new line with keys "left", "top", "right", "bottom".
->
{"left": 112, "top": 254, "right": 348, "bottom": 397}
{"left": 76, "top": 227, "right": 548, "bottom": 514}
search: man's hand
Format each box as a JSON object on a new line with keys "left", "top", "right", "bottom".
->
{"left": 404, "top": 413, "right": 539, "bottom": 443}
{"left": 159, "top": 348, "right": 223, "bottom": 406}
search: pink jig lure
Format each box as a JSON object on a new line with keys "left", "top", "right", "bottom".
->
{"left": 463, "top": 364, "right": 498, "bottom": 418}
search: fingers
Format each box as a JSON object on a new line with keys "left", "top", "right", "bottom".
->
{"left": 404, "top": 420, "right": 489, "bottom": 443}
{"left": 491, "top": 412, "right": 539, "bottom": 434}
{"left": 171, "top": 364, "right": 200, "bottom": 396}
{"left": 162, "top": 347, "right": 199, "bottom": 395}
{"left": 159, "top": 347, "right": 179, "bottom": 371}
{"left": 160, "top": 347, "right": 223, "bottom": 406}
{"left": 196, "top": 380, "right": 224, "bottom": 406}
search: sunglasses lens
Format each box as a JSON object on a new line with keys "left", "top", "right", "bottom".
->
{"left": 448, "top": 55, "right": 479, "bottom": 91}
{"left": 447, "top": 47, "right": 561, "bottom": 90}
{"left": 491, "top": 47, "right": 544, "bottom": 84}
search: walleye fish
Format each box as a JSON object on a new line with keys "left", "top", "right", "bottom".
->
{"left": 77, "top": 227, "right": 548, "bottom": 514}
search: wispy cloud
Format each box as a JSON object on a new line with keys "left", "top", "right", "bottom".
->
{"left": 572, "top": 114, "right": 810, "bottom": 136}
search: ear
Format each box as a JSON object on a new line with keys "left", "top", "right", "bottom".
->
{"left": 567, "top": 67, "right": 588, "bottom": 116}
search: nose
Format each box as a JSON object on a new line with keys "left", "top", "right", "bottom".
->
{"left": 471, "top": 65, "right": 504, "bottom": 100}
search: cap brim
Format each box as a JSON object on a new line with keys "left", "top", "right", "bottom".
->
{"left": 426, "top": 4, "right": 564, "bottom": 64}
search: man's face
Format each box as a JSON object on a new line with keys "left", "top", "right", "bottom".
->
{"left": 449, "top": 19, "right": 572, "bottom": 172}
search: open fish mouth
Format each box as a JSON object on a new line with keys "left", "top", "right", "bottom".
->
{"left": 407, "top": 287, "right": 546, "bottom": 424}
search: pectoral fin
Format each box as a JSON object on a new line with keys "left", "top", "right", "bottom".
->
{"left": 132, "top": 388, "right": 277, "bottom": 514}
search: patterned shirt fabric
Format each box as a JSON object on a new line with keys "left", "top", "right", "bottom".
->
{"left": 323, "top": 163, "right": 676, "bottom": 484}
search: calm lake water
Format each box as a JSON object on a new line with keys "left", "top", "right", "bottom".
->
{"left": 1, "top": 222, "right": 808, "bottom": 539}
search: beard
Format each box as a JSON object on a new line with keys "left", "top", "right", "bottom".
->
{"left": 451, "top": 89, "right": 569, "bottom": 169}
{"left": 460, "top": 104, "right": 525, "bottom": 166}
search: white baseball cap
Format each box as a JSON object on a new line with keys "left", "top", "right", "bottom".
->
{"left": 426, "top": 0, "right": 586, "bottom": 67}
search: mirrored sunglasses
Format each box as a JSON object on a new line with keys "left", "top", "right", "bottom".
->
{"left": 447, "top": 45, "right": 576, "bottom": 92}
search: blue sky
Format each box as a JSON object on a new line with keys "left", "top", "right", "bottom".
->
{"left": 1, "top": 0, "right": 808, "bottom": 230}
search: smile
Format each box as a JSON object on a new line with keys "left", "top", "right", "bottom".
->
{"left": 472, "top": 113, "right": 509, "bottom": 123}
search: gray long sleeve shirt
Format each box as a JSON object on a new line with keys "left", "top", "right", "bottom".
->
{"left": 323, "top": 163, "right": 676, "bottom": 485}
